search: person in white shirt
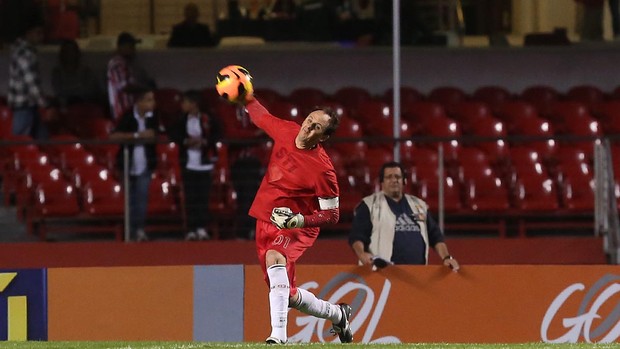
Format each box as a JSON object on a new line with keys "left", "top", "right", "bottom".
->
{"left": 169, "top": 90, "right": 221, "bottom": 240}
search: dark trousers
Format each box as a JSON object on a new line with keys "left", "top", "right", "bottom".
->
{"left": 129, "top": 171, "right": 152, "bottom": 237}
{"left": 182, "top": 168, "right": 212, "bottom": 231}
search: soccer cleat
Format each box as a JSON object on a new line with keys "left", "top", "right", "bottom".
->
{"left": 332, "top": 303, "right": 353, "bottom": 343}
{"left": 265, "top": 336, "right": 286, "bottom": 344}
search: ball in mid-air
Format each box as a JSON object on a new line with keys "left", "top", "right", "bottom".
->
{"left": 215, "top": 65, "right": 253, "bottom": 103}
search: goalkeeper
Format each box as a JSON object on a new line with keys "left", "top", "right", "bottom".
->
{"left": 242, "top": 90, "right": 353, "bottom": 345}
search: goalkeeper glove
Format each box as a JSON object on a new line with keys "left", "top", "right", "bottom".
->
{"left": 270, "top": 207, "right": 305, "bottom": 229}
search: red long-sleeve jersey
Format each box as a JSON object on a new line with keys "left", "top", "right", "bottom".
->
{"left": 246, "top": 99, "right": 339, "bottom": 225}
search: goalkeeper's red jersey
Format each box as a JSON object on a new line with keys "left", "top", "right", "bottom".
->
{"left": 245, "top": 99, "right": 339, "bottom": 224}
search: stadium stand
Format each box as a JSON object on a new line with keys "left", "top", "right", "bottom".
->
{"left": 2, "top": 82, "right": 618, "bottom": 241}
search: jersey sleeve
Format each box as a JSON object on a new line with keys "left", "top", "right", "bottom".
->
{"left": 245, "top": 99, "right": 296, "bottom": 140}
{"left": 315, "top": 167, "right": 339, "bottom": 207}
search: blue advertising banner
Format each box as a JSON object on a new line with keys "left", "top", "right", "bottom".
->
{"left": 0, "top": 269, "right": 47, "bottom": 341}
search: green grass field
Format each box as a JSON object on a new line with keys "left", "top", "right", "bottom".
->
{"left": 0, "top": 343, "right": 619, "bottom": 349}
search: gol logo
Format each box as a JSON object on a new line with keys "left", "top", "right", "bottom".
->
{"left": 288, "top": 272, "right": 400, "bottom": 344}
{"left": 541, "top": 274, "right": 620, "bottom": 343}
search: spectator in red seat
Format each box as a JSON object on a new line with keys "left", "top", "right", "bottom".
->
{"left": 169, "top": 90, "right": 221, "bottom": 241}
{"left": 110, "top": 84, "right": 159, "bottom": 242}
{"left": 349, "top": 161, "right": 460, "bottom": 270}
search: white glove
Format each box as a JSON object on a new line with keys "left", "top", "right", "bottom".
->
{"left": 270, "top": 207, "right": 305, "bottom": 229}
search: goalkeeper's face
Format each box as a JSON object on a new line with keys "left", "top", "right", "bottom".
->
{"left": 296, "top": 110, "right": 331, "bottom": 148}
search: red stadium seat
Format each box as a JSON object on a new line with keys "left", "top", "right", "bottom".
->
{"left": 268, "top": 101, "right": 302, "bottom": 123}
{"left": 154, "top": 88, "right": 183, "bottom": 129}
{"left": 566, "top": 85, "right": 606, "bottom": 112}
{"left": 428, "top": 86, "right": 467, "bottom": 115}
{"left": 366, "top": 146, "right": 394, "bottom": 183}
{"left": 62, "top": 103, "right": 107, "bottom": 136}
{"left": 289, "top": 87, "right": 328, "bottom": 114}
{"left": 82, "top": 177, "right": 124, "bottom": 216}
{"left": 595, "top": 101, "right": 620, "bottom": 134}
{"left": 0, "top": 106, "right": 12, "bottom": 139}
{"left": 214, "top": 103, "right": 261, "bottom": 139}
{"left": 548, "top": 102, "right": 601, "bottom": 154}
{"left": 253, "top": 88, "right": 283, "bottom": 105}
{"left": 157, "top": 141, "right": 181, "bottom": 185}
{"left": 553, "top": 146, "right": 593, "bottom": 180}
{"left": 333, "top": 87, "right": 372, "bottom": 112}
{"left": 337, "top": 177, "right": 365, "bottom": 219}
{"left": 15, "top": 161, "right": 60, "bottom": 221}
{"left": 383, "top": 86, "right": 424, "bottom": 106}
{"left": 512, "top": 175, "right": 560, "bottom": 211}
{"left": 411, "top": 173, "right": 462, "bottom": 212}
{"left": 510, "top": 117, "right": 557, "bottom": 161}
{"left": 520, "top": 85, "right": 560, "bottom": 117}
{"left": 208, "top": 161, "right": 238, "bottom": 239}
{"left": 560, "top": 176, "right": 595, "bottom": 211}
{"left": 417, "top": 115, "right": 462, "bottom": 163}
{"left": 468, "top": 116, "right": 509, "bottom": 164}
{"left": 334, "top": 117, "right": 363, "bottom": 139}
{"left": 30, "top": 178, "right": 81, "bottom": 239}
{"left": 2, "top": 138, "right": 40, "bottom": 201}
{"left": 508, "top": 146, "right": 560, "bottom": 211}
{"left": 462, "top": 173, "right": 511, "bottom": 211}
{"left": 407, "top": 147, "right": 440, "bottom": 180}
{"left": 456, "top": 147, "right": 493, "bottom": 179}
{"left": 76, "top": 117, "right": 114, "bottom": 140}
{"left": 71, "top": 164, "right": 111, "bottom": 191}
{"left": 355, "top": 100, "right": 412, "bottom": 140}
{"left": 451, "top": 101, "right": 493, "bottom": 130}
{"left": 496, "top": 101, "right": 539, "bottom": 131}
{"left": 472, "top": 86, "right": 512, "bottom": 113}
{"left": 147, "top": 174, "right": 179, "bottom": 215}
{"left": 547, "top": 101, "right": 590, "bottom": 125}
{"left": 403, "top": 101, "right": 448, "bottom": 125}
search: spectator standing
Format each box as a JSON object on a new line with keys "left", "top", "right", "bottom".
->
{"left": 51, "top": 39, "right": 102, "bottom": 107}
{"left": 349, "top": 162, "right": 460, "bottom": 270}
{"left": 575, "top": 0, "right": 604, "bottom": 42}
{"left": 7, "top": 17, "right": 50, "bottom": 139}
{"left": 110, "top": 85, "right": 159, "bottom": 242}
{"left": 167, "top": 3, "right": 216, "bottom": 47}
{"left": 107, "top": 32, "right": 154, "bottom": 122}
{"left": 169, "top": 90, "right": 220, "bottom": 241}
{"left": 609, "top": 0, "right": 620, "bottom": 39}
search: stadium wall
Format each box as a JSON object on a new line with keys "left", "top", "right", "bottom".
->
{"left": 1, "top": 45, "right": 620, "bottom": 96}
{"left": 0, "top": 237, "right": 606, "bottom": 269}
{"left": 1, "top": 264, "right": 619, "bottom": 343}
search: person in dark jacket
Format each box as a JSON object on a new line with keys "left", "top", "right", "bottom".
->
{"left": 110, "top": 84, "right": 159, "bottom": 242}
{"left": 169, "top": 90, "right": 221, "bottom": 240}
{"left": 167, "top": 3, "right": 216, "bottom": 47}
